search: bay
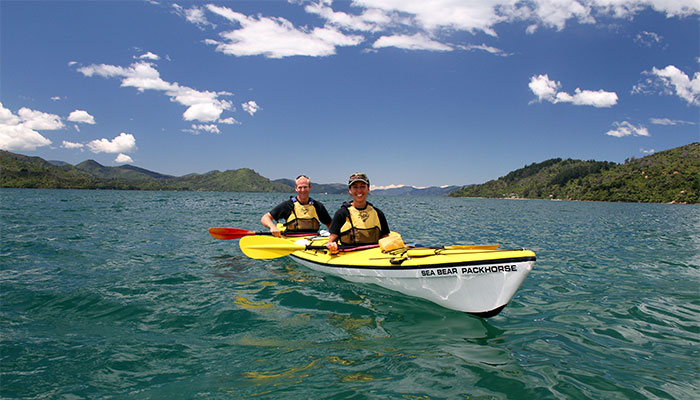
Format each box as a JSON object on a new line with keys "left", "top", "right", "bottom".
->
{"left": 1, "top": 189, "right": 698, "bottom": 399}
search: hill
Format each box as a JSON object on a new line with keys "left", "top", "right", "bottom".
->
{"left": 449, "top": 143, "right": 699, "bottom": 204}
{"left": 0, "top": 150, "right": 288, "bottom": 192}
{"left": 273, "top": 179, "right": 459, "bottom": 196}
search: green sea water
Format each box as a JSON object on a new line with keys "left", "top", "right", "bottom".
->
{"left": 1, "top": 189, "right": 698, "bottom": 399}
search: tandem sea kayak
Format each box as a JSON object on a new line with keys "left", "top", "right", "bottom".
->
{"left": 239, "top": 234, "right": 536, "bottom": 318}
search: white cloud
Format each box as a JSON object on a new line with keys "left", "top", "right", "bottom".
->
{"left": 634, "top": 30, "right": 663, "bottom": 47}
{"left": 61, "top": 140, "right": 84, "bottom": 149}
{"left": 529, "top": 74, "right": 618, "bottom": 107}
{"left": 241, "top": 101, "right": 260, "bottom": 116}
{"left": 202, "top": 4, "right": 363, "bottom": 58}
{"left": 17, "top": 108, "right": 65, "bottom": 130}
{"left": 640, "top": 148, "right": 655, "bottom": 154}
{"left": 650, "top": 117, "right": 696, "bottom": 125}
{"left": 115, "top": 153, "right": 134, "bottom": 163}
{"left": 458, "top": 43, "right": 510, "bottom": 56}
{"left": 304, "top": 2, "right": 389, "bottom": 32}
{"left": 0, "top": 103, "right": 21, "bottom": 126}
{"left": 218, "top": 117, "right": 240, "bottom": 125}
{"left": 177, "top": 0, "right": 699, "bottom": 58}
{"left": 373, "top": 33, "right": 452, "bottom": 51}
{"left": 67, "top": 110, "right": 96, "bottom": 124}
{"left": 173, "top": 4, "right": 215, "bottom": 28}
{"left": 529, "top": 74, "right": 562, "bottom": 102}
{"left": 77, "top": 61, "right": 233, "bottom": 123}
{"left": 87, "top": 132, "right": 137, "bottom": 153}
{"left": 0, "top": 124, "right": 52, "bottom": 151}
{"left": 138, "top": 51, "right": 160, "bottom": 60}
{"left": 0, "top": 103, "right": 58, "bottom": 151}
{"left": 605, "top": 121, "right": 650, "bottom": 138}
{"left": 649, "top": 65, "right": 700, "bottom": 106}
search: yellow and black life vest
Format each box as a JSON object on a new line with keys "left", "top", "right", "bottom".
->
{"left": 338, "top": 203, "right": 381, "bottom": 245}
{"left": 285, "top": 198, "right": 321, "bottom": 232}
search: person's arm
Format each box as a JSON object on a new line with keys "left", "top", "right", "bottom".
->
{"left": 261, "top": 212, "right": 281, "bottom": 237}
{"left": 315, "top": 201, "right": 333, "bottom": 229}
{"left": 325, "top": 233, "right": 339, "bottom": 254}
{"left": 325, "top": 208, "right": 344, "bottom": 254}
{"left": 377, "top": 209, "right": 390, "bottom": 239}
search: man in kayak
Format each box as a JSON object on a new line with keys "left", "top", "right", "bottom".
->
{"left": 261, "top": 175, "right": 332, "bottom": 237}
{"left": 326, "top": 172, "right": 390, "bottom": 254}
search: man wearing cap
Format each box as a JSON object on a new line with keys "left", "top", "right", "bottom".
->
{"left": 261, "top": 175, "right": 332, "bottom": 237}
{"left": 326, "top": 173, "right": 390, "bottom": 254}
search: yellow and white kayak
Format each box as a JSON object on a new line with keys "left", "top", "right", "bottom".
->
{"left": 239, "top": 235, "right": 536, "bottom": 318}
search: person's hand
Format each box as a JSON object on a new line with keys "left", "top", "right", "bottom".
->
{"left": 269, "top": 226, "right": 281, "bottom": 238}
{"left": 325, "top": 241, "right": 339, "bottom": 255}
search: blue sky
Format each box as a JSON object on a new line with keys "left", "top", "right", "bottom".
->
{"left": 1, "top": 0, "right": 698, "bottom": 188}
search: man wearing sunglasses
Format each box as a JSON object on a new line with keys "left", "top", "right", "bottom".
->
{"left": 326, "top": 173, "right": 390, "bottom": 254}
{"left": 261, "top": 175, "right": 332, "bottom": 237}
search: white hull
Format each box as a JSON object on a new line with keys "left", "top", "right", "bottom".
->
{"left": 289, "top": 254, "right": 534, "bottom": 317}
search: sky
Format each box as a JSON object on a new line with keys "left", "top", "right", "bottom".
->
{"left": 1, "top": 0, "right": 698, "bottom": 188}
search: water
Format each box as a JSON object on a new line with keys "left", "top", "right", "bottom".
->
{"left": 1, "top": 189, "right": 698, "bottom": 399}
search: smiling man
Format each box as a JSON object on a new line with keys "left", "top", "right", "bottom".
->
{"left": 326, "top": 172, "right": 390, "bottom": 254}
{"left": 261, "top": 175, "right": 332, "bottom": 237}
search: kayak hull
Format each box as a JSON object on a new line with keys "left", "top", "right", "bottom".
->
{"left": 288, "top": 240, "right": 535, "bottom": 317}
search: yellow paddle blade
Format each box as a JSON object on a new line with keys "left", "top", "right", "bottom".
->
{"left": 239, "top": 235, "right": 307, "bottom": 259}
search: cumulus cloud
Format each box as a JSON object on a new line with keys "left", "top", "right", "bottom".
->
{"left": 0, "top": 103, "right": 60, "bottom": 151}
{"left": 17, "top": 108, "right": 65, "bottom": 130}
{"left": 87, "top": 132, "right": 137, "bottom": 153}
{"left": 190, "top": 124, "right": 221, "bottom": 134}
{"left": 177, "top": 1, "right": 700, "bottom": 56}
{"left": 373, "top": 33, "right": 452, "bottom": 51}
{"left": 0, "top": 124, "right": 52, "bottom": 151}
{"left": 203, "top": 4, "right": 363, "bottom": 58}
{"left": 605, "top": 121, "right": 650, "bottom": 138}
{"left": 218, "top": 117, "right": 240, "bottom": 125}
{"left": 138, "top": 51, "right": 160, "bottom": 60}
{"left": 637, "top": 65, "right": 700, "bottom": 106}
{"left": 529, "top": 74, "right": 618, "bottom": 107}
{"left": 61, "top": 140, "right": 84, "bottom": 149}
{"left": 241, "top": 101, "right": 260, "bottom": 116}
{"left": 67, "top": 110, "right": 96, "bottom": 124}
{"left": 77, "top": 61, "right": 233, "bottom": 123}
{"left": 115, "top": 153, "right": 134, "bottom": 163}
{"left": 174, "top": 0, "right": 699, "bottom": 58}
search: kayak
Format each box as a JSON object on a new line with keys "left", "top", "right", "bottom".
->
{"left": 239, "top": 235, "right": 536, "bottom": 317}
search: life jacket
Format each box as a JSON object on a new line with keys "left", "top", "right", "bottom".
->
{"left": 284, "top": 197, "right": 321, "bottom": 232}
{"left": 338, "top": 202, "right": 381, "bottom": 245}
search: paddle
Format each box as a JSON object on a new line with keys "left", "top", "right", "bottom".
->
{"left": 208, "top": 228, "right": 265, "bottom": 240}
{"left": 444, "top": 244, "right": 499, "bottom": 250}
{"left": 238, "top": 235, "right": 374, "bottom": 259}
{"left": 208, "top": 227, "right": 318, "bottom": 240}
{"left": 239, "top": 235, "right": 325, "bottom": 259}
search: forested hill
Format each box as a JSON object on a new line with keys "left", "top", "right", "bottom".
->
{"left": 0, "top": 150, "right": 290, "bottom": 192}
{"left": 449, "top": 143, "right": 699, "bottom": 204}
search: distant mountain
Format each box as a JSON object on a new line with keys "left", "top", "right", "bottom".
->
{"left": 75, "top": 160, "right": 174, "bottom": 181}
{"left": 273, "top": 178, "right": 346, "bottom": 194}
{"left": 449, "top": 143, "right": 699, "bottom": 204}
{"left": 372, "top": 185, "right": 460, "bottom": 196}
{"left": 273, "top": 179, "right": 458, "bottom": 196}
{"left": 4, "top": 143, "right": 697, "bottom": 203}
{"left": 0, "top": 151, "right": 288, "bottom": 192}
